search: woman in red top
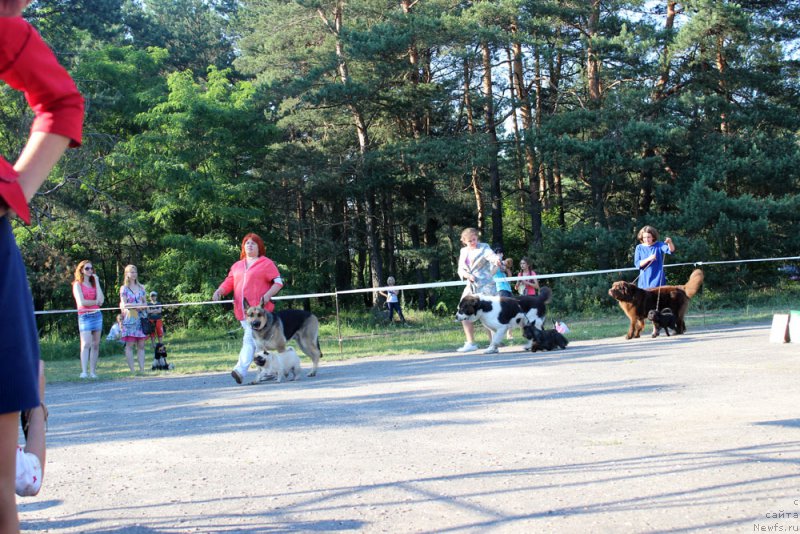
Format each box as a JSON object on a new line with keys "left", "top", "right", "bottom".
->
{"left": 213, "top": 233, "right": 284, "bottom": 384}
{"left": 516, "top": 257, "right": 540, "bottom": 296}
{"left": 0, "top": 2, "right": 84, "bottom": 531}
{"left": 72, "top": 260, "right": 105, "bottom": 379}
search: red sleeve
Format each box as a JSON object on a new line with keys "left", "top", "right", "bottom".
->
{"left": 218, "top": 268, "right": 235, "bottom": 296}
{"left": 0, "top": 18, "right": 84, "bottom": 147}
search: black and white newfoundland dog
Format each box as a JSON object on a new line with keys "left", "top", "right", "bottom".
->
{"left": 455, "top": 287, "right": 552, "bottom": 353}
{"left": 455, "top": 295, "right": 525, "bottom": 354}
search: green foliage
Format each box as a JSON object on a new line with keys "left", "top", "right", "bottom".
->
{"left": 4, "top": 0, "right": 798, "bottom": 328}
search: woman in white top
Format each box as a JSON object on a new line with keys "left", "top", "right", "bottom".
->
{"left": 455, "top": 227, "right": 501, "bottom": 352}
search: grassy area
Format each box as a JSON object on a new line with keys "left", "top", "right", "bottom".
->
{"left": 38, "top": 289, "right": 793, "bottom": 384}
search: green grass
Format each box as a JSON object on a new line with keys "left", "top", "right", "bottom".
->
{"left": 39, "top": 290, "right": 793, "bottom": 384}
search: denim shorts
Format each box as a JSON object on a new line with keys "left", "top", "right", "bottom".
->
{"left": 78, "top": 311, "right": 103, "bottom": 332}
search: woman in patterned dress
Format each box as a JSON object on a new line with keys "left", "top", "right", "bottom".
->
{"left": 119, "top": 265, "right": 148, "bottom": 372}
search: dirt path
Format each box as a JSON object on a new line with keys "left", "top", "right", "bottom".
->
{"left": 18, "top": 323, "right": 800, "bottom": 533}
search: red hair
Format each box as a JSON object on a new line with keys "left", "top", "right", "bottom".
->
{"left": 240, "top": 233, "right": 265, "bottom": 259}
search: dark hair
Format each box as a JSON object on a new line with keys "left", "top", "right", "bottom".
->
{"left": 493, "top": 245, "right": 504, "bottom": 254}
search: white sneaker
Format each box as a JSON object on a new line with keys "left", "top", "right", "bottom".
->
{"left": 456, "top": 342, "right": 478, "bottom": 353}
{"left": 79, "top": 372, "right": 88, "bottom": 379}
{"left": 89, "top": 372, "right": 98, "bottom": 379}
{"left": 483, "top": 346, "right": 499, "bottom": 354}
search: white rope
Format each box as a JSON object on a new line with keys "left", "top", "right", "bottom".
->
{"left": 34, "top": 255, "right": 800, "bottom": 316}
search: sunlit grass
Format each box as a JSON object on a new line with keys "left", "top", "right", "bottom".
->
{"left": 39, "top": 290, "right": 792, "bottom": 384}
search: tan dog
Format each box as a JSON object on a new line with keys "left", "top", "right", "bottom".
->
{"left": 254, "top": 348, "right": 302, "bottom": 382}
{"left": 244, "top": 300, "right": 322, "bottom": 377}
{"left": 608, "top": 269, "right": 704, "bottom": 339}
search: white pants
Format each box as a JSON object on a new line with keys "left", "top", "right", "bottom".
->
{"left": 234, "top": 319, "right": 257, "bottom": 378}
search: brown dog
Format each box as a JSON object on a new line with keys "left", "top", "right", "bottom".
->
{"left": 608, "top": 269, "right": 704, "bottom": 339}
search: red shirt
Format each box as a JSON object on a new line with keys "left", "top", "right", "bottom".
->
{"left": 0, "top": 18, "right": 84, "bottom": 147}
{"left": 216, "top": 256, "right": 283, "bottom": 320}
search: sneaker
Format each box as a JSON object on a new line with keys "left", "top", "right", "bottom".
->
{"left": 483, "top": 346, "right": 499, "bottom": 354}
{"left": 79, "top": 372, "right": 88, "bottom": 379}
{"left": 89, "top": 372, "right": 98, "bottom": 379}
{"left": 456, "top": 342, "right": 478, "bottom": 353}
{"left": 231, "top": 370, "right": 243, "bottom": 384}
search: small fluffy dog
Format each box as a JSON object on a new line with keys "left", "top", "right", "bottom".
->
{"left": 522, "top": 324, "right": 568, "bottom": 352}
{"left": 244, "top": 300, "right": 323, "bottom": 377}
{"left": 151, "top": 343, "right": 173, "bottom": 370}
{"left": 254, "top": 348, "right": 302, "bottom": 382}
{"left": 647, "top": 307, "right": 678, "bottom": 337}
{"left": 455, "top": 295, "right": 526, "bottom": 354}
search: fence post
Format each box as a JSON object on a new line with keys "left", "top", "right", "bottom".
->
{"left": 334, "top": 291, "right": 343, "bottom": 356}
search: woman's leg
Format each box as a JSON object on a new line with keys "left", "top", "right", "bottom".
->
{"left": 136, "top": 338, "right": 146, "bottom": 372}
{"left": 79, "top": 330, "right": 92, "bottom": 375}
{"left": 0, "top": 412, "right": 20, "bottom": 533}
{"left": 233, "top": 320, "right": 256, "bottom": 380}
{"left": 125, "top": 341, "right": 135, "bottom": 372}
{"left": 462, "top": 320, "right": 475, "bottom": 343}
{"left": 90, "top": 330, "right": 101, "bottom": 375}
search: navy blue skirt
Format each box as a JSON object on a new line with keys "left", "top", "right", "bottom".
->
{"left": 0, "top": 217, "right": 40, "bottom": 414}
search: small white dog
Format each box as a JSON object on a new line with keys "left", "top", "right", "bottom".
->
{"left": 257, "top": 348, "right": 302, "bottom": 383}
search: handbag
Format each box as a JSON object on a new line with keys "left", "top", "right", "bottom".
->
{"left": 140, "top": 312, "right": 153, "bottom": 335}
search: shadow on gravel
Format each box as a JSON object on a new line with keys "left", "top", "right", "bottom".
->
{"left": 23, "top": 441, "right": 799, "bottom": 533}
{"left": 46, "top": 372, "right": 675, "bottom": 447}
{"left": 44, "top": 324, "right": 767, "bottom": 448}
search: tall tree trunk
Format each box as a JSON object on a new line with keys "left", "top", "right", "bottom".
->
{"left": 639, "top": 0, "right": 678, "bottom": 216}
{"left": 481, "top": 41, "right": 503, "bottom": 248}
{"left": 319, "top": 1, "right": 381, "bottom": 301}
{"left": 505, "top": 46, "right": 525, "bottom": 216}
{"left": 424, "top": 207, "right": 440, "bottom": 310}
{"left": 463, "top": 56, "right": 484, "bottom": 233}
{"left": 716, "top": 34, "right": 729, "bottom": 135}
{"left": 511, "top": 32, "right": 543, "bottom": 250}
{"left": 586, "top": 0, "right": 607, "bottom": 229}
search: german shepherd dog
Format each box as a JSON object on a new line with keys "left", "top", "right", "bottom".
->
{"left": 608, "top": 269, "right": 704, "bottom": 339}
{"left": 244, "top": 300, "right": 322, "bottom": 378}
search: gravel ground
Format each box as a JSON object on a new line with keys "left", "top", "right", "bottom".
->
{"left": 17, "top": 322, "right": 800, "bottom": 533}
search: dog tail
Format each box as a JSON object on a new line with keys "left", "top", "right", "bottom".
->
{"left": 681, "top": 269, "right": 704, "bottom": 298}
{"left": 539, "top": 286, "right": 552, "bottom": 304}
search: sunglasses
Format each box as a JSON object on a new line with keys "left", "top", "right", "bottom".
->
{"left": 83, "top": 266, "right": 94, "bottom": 271}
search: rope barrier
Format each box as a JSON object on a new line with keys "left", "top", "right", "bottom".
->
{"left": 35, "top": 254, "right": 800, "bottom": 316}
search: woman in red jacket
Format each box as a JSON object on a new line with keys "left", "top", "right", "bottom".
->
{"left": 213, "top": 233, "right": 284, "bottom": 384}
{"left": 0, "top": 1, "right": 84, "bottom": 531}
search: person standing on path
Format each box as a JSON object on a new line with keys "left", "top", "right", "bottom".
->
{"left": 119, "top": 265, "right": 148, "bottom": 373}
{"left": 0, "top": 3, "right": 84, "bottom": 531}
{"left": 633, "top": 225, "right": 675, "bottom": 288}
{"left": 212, "top": 233, "right": 284, "bottom": 384}
{"left": 72, "top": 260, "right": 104, "bottom": 378}
{"left": 455, "top": 227, "right": 501, "bottom": 353}
{"left": 379, "top": 276, "right": 406, "bottom": 324}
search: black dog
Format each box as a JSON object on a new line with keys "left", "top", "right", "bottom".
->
{"left": 152, "top": 343, "right": 173, "bottom": 370}
{"left": 647, "top": 307, "right": 678, "bottom": 338}
{"left": 522, "top": 324, "right": 568, "bottom": 352}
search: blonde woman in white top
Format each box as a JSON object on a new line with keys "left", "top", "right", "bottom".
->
{"left": 455, "top": 227, "right": 501, "bottom": 352}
